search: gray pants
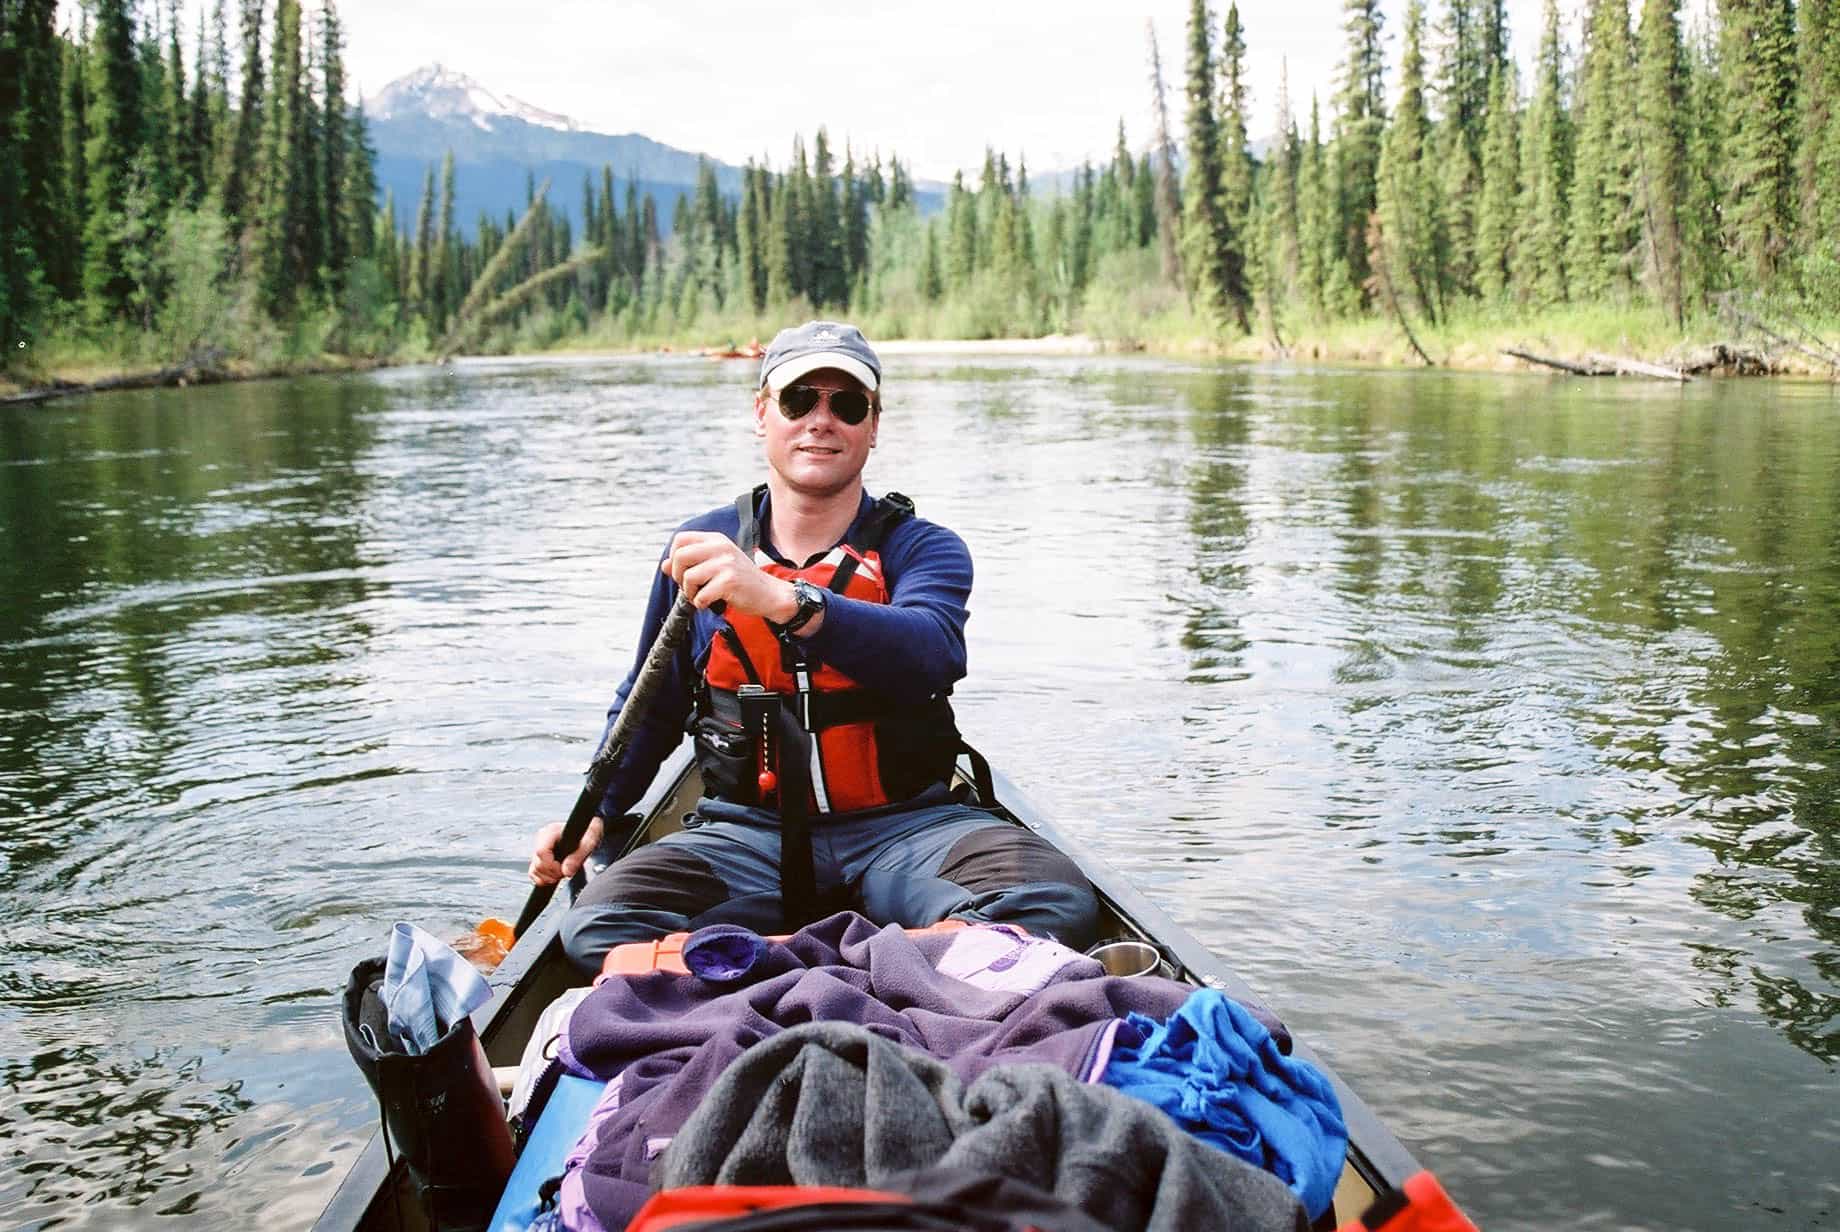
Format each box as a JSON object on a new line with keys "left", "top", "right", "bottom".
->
{"left": 560, "top": 791, "right": 1100, "bottom": 973}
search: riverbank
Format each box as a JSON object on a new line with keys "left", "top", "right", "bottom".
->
{"left": 0, "top": 352, "right": 393, "bottom": 407}
{"left": 1234, "top": 305, "right": 1840, "bottom": 379}
{"left": 543, "top": 298, "right": 1837, "bottom": 380}
{"left": 7, "top": 303, "right": 1834, "bottom": 405}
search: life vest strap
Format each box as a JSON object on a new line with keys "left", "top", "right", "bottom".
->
{"left": 703, "top": 683, "right": 923, "bottom": 732}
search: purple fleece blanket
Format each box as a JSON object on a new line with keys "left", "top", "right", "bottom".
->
{"left": 554, "top": 913, "right": 1230, "bottom": 1231}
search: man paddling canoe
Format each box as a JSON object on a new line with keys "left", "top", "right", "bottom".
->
{"left": 529, "top": 321, "right": 1099, "bottom": 973}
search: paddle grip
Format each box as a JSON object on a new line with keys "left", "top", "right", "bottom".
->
{"left": 511, "top": 593, "right": 699, "bottom": 940}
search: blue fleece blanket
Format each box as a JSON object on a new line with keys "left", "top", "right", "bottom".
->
{"left": 1102, "top": 989, "right": 1347, "bottom": 1220}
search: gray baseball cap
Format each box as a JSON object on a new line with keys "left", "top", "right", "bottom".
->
{"left": 759, "top": 320, "right": 882, "bottom": 392}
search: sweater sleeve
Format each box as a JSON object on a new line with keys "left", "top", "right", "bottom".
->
{"left": 795, "top": 517, "right": 972, "bottom": 702}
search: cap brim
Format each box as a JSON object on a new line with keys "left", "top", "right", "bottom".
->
{"left": 762, "top": 353, "right": 879, "bottom": 392}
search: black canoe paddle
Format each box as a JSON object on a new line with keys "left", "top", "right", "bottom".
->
{"left": 508, "top": 591, "right": 700, "bottom": 940}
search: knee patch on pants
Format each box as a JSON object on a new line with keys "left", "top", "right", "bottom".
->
{"left": 938, "top": 825, "right": 1099, "bottom": 950}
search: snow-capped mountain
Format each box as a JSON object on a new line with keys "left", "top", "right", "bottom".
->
{"left": 361, "top": 64, "right": 945, "bottom": 234}
{"left": 367, "top": 63, "right": 581, "bottom": 134}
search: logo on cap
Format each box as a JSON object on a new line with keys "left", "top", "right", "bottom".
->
{"left": 814, "top": 328, "right": 839, "bottom": 342}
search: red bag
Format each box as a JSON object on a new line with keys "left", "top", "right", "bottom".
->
{"left": 1337, "top": 1171, "right": 1479, "bottom": 1232}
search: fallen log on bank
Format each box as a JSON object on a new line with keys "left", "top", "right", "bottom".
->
{"left": 1504, "top": 348, "right": 1699, "bottom": 381}
{"left": 1501, "top": 348, "right": 1608, "bottom": 376}
{"left": 1714, "top": 292, "right": 1840, "bottom": 379}
{"left": 1585, "top": 352, "right": 1691, "bottom": 382}
{"left": 1, "top": 348, "right": 229, "bottom": 407}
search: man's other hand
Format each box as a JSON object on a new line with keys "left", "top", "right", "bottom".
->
{"left": 528, "top": 816, "right": 605, "bottom": 886}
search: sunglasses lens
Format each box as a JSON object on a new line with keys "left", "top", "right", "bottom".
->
{"left": 778, "top": 386, "right": 821, "bottom": 418}
{"left": 778, "top": 386, "right": 872, "bottom": 424}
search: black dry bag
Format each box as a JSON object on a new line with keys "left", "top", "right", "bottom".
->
{"left": 341, "top": 956, "right": 516, "bottom": 1232}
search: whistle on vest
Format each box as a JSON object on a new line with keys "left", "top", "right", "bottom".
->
{"left": 736, "top": 685, "right": 778, "bottom": 801}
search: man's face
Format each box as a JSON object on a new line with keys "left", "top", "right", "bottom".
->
{"left": 754, "top": 367, "right": 879, "bottom": 499}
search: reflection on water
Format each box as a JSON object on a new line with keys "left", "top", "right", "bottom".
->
{"left": 1, "top": 358, "right": 1836, "bottom": 1229}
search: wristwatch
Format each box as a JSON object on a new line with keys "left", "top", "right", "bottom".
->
{"left": 773, "top": 579, "right": 828, "bottom": 637}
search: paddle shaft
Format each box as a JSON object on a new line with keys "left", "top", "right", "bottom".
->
{"left": 511, "top": 592, "right": 699, "bottom": 939}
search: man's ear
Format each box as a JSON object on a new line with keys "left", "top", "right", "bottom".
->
{"left": 753, "top": 390, "right": 768, "bottom": 436}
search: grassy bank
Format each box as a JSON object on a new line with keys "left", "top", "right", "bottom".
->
{"left": 8, "top": 298, "right": 1835, "bottom": 404}
{"left": 541, "top": 297, "right": 1839, "bottom": 380}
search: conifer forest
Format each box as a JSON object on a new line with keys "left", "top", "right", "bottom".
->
{"left": 3, "top": 0, "right": 1838, "bottom": 387}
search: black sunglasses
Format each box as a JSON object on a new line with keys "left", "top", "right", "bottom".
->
{"left": 776, "top": 384, "right": 874, "bottom": 425}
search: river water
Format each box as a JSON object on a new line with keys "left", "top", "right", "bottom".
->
{"left": 1, "top": 354, "right": 1836, "bottom": 1230}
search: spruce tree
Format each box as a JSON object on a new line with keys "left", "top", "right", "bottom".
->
{"left": 1145, "top": 20, "right": 1185, "bottom": 287}
{"left": 920, "top": 223, "right": 943, "bottom": 303}
{"left": 1132, "top": 152, "right": 1156, "bottom": 249}
{"left": 1217, "top": 3, "right": 1254, "bottom": 329}
{"left": 764, "top": 170, "right": 790, "bottom": 307}
{"left": 1180, "top": 0, "right": 1245, "bottom": 332}
{"left": 1514, "top": 0, "right": 1570, "bottom": 304}
{"left": 297, "top": 26, "right": 325, "bottom": 289}
{"left": 18, "top": 0, "right": 69, "bottom": 301}
{"left": 1376, "top": 0, "right": 1445, "bottom": 323}
{"left": 842, "top": 148, "right": 868, "bottom": 293}
{"left": 1634, "top": 0, "right": 1689, "bottom": 324}
{"left": 1, "top": 2, "right": 32, "bottom": 352}
{"left": 254, "top": 0, "right": 308, "bottom": 312}
{"left": 736, "top": 163, "right": 762, "bottom": 313}
{"left": 1567, "top": 0, "right": 1639, "bottom": 302}
{"left": 409, "top": 162, "right": 433, "bottom": 314}
{"left": 187, "top": 8, "right": 214, "bottom": 207}
{"left": 62, "top": 13, "right": 90, "bottom": 299}
{"left": 82, "top": 0, "right": 146, "bottom": 317}
{"left": 1717, "top": 0, "right": 1797, "bottom": 287}
{"left": 344, "top": 102, "right": 377, "bottom": 264}
{"left": 782, "top": 137, "right": 811, "bottom": 301}
{"left": 1474, "top": 66, "right": 1520, "bottom": 300}
{"left": 1297, "top": 95, "right": 1331, "bottom": 315}
{"left": 321, "top": 0, "right": 348, "bottom": 287}
{"left": 809, "top": 129, "right": 844, "bottom": 305}
{"left": 1798, "top": 0, "right": 1840, "bottom": 300}
{"left": 222, "top": 0, "right": 263, "bottom": 228}
{"left": 1331, "top": 0, "right": 1385, "bottom": 305}
{"left": 946, "top": 170, "right": 976, "bottom": 289}
{"left": 433, "top": 149, "right": 455, "bottom": 327}
{"left": 1264, "top": 63, "right": 1303, "bottom": 309}
{"left": 164, "top": 0, "right": 193, "bottom": 204}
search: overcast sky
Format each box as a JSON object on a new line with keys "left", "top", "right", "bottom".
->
{"left": 332, "top": 0, "right": 1558, "bottom": 179}
{"left": 106, "top": 0, "right": 1598, "bottom": 181}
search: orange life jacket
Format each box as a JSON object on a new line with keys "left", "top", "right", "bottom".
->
{"left": 691, "top": 487, "right": 960, "bottom": 817}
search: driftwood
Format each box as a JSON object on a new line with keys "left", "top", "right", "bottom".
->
{"left": 1, "top": 348, "right": 229, "bottom": 407}
{"left": 1504, "top": 347, "right": 1697, "bottom": 381}
{"left": 1586, "top": 352, "right": 1691, "bottom": 382}
{"left": 1501, "top": 348, "right": 1609, "bottom": 376}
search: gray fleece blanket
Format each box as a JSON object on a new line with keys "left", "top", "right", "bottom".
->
{"left": 656, "top": 1021, "right": 1309, "bottom": 1232}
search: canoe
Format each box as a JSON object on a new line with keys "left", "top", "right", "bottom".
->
{"left": 313, "top": 745, "right": 1428, "bottom": 1231}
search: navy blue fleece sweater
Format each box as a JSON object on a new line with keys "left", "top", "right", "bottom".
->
{"left": 592, "top": 489, "right": 972, "bottom": 821}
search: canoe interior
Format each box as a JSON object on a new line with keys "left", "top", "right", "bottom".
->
{"left": 316, "top": 748, "right": 1419, "bottom": 1232}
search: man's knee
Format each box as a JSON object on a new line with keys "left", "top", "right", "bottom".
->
{"left": 560, "top": 903, "right": 689, "bottom": 975}
{"left": 962, "top": 880, "right": 1100, "bottom": 951}
{"left": 936, "top": 823, "right": 1101, "bottom": 950}
{"left": 558, "top": 842, "right": 734, "bottom": 974}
